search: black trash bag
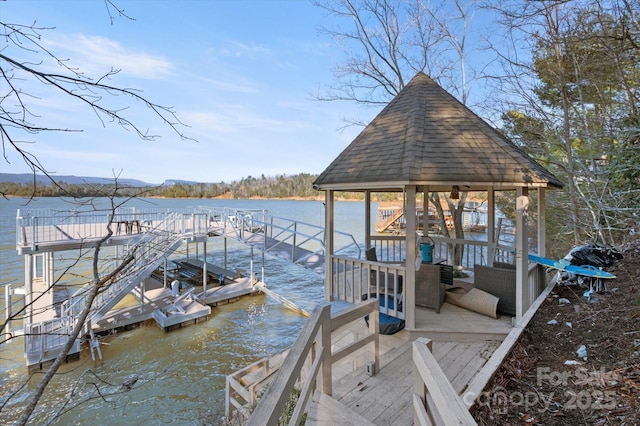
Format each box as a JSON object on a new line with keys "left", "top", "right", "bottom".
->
{"left": 563, "top": 243, "right": 623, "bottom": 268}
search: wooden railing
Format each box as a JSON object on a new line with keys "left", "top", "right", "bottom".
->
{"left": 330, "top": 256, "right": 405, "bottom": 319}
{"left": 412, "top": 337, "right": 477, "bottom": 425}
{"left": 226, "top": 351, "right": 288, "bottom": 420}
{"left": 229, "top": 299, "right": 379, "bottom": 425}
{"left": 370, "top": 234, "right": 515, "bottom": 269}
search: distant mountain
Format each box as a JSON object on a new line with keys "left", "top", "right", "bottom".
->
{"left": 0, "top": 173, "right": 157, "bottom": 187}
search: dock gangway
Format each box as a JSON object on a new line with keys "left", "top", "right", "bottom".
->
{"left": 200, "top": 207, "right": 360, "bottom": 276}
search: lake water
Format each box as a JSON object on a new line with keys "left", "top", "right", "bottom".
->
{"left": 0, "top": 197, "right": 371, "bottom": 425}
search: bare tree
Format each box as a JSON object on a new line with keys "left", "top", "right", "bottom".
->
{"left": 0, "top": 0, "right": 192, "bottom": 197}
{"left": 313, "top": 0, "right": 484, "bottom": 105}
{"left": 313, "top": 0, "right": 484, "bottom": 253}
{"left": 1, "top": 2, "right": 193, "bottom": 424}
{"left": 486, "top": 0, "right": 640, "bottom": 248}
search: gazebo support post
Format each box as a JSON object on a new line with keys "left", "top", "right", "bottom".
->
{"left": 487, "top": 188, "right": 496, "bottom": 265}
{"left": 365, "top": 191, "right": 372, "bottom": 249}
{"left": 535, "top": 188, "right": 548, "bottom": 295}
{"left": 421, "top": 187, "right": 429, "bottom": 234}
{"left": 324, "top": 190, "right": 335, "bottom": 302}
{"left": 537, "top": 189, "right": 546, "bottom": 257}
{"left": 405, "top": 185, "right": 417, "bottom": 330}
{"left": 515, "top": 187, "right": 529, "bottom": 320}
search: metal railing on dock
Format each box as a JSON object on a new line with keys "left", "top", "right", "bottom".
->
{"left": 200, "top": 207, "right": 360, "bottom": 273}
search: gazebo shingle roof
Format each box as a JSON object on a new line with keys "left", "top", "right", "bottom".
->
{"left": 314, "top": 72, "right": 563, "bottom": 191}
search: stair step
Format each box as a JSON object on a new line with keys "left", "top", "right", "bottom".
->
{"left": 305, "top": 391, "right": 376, "bottom": 426}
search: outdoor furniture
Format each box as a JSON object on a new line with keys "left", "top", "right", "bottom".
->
{"left": 473, "top": 263, "right": 516, "bottom": 315}
{"left": 415, "top": 263, "right": 445, "bottom": 313}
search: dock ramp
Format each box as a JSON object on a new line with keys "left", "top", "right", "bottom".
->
{"left": 202, "top": 207, "right": 359, "bottom": 276}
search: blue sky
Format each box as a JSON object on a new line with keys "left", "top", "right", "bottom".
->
{"left": 2, "top": 0, "right": 371, "bottom": 184}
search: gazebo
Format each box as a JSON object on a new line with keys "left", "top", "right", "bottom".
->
{"left": 313, "top": 72, "right": 563, "bottom": 331}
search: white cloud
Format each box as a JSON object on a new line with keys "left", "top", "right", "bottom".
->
{"left": 44, "top": 34, "right": 173, "bottom": 80}
{"left": 214, "top": 40, "right": 272, "bottom": 60}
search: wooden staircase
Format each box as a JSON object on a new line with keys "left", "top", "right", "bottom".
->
{"left": 305, "top": 391, "right": 375, "bottom": 425}
{"left": 375, "top": 207, "right": 404, "bottom": 233}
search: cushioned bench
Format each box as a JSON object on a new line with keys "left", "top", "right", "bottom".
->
{"left": 473, "top": 262, "right": 516, "bottom": 315}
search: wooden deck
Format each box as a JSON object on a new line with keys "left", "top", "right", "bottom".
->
{"left": 413, "top": 300, "right": 513, "bottom": 341}
{"left": 319, "top": 341, "right": 498, "bottom": 425}
{"left": 307, "top": 318, "right": 501, "bottom": 425}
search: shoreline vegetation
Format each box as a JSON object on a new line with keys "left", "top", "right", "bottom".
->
{"left": 0, "top": 173, "right": 403, "bottom": 201}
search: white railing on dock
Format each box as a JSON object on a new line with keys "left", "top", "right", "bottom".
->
{"left": 62, "top": 213, "right": 186, "bottom": 325}
{"left": 331, "top": 256, "right": 405, "bottom": 320}
{"left": 24, "top": 316, "right": 80, "bottom": 365}
{"left": 227, "top": 299, "right": 379, "bottom": 425}
{"left": 412, "top": 337, "right": 477, "bottom": 425}
{"left": 16, "top": 207, "right": 209, "bottom": 249}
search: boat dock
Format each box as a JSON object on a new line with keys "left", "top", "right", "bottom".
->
{"left": 11, "top": 206, "right": 332, "bottom": 370}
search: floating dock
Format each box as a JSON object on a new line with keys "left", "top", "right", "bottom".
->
{"left": 11, "top": 206, "right": 345, "bottom": 370}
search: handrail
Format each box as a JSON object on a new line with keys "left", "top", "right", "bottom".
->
{"left": 201, "top": 207, "right": 361, "bottom": 270}
{"left": 248, "top": 303, "right": 332, "bottom": 426}
{"left": 16, "top": 207, "right": 209, "bottom": 249}
{"left": 232, "top": 299, "right": 379, "bottom": 425}
{"left": 370, "top": 234, "right": 515, "bottom": 269}
{"left": 412, "top": 337, "right": 477, "bottom": 425}
{"left": 23, "top": 211, "right": 199, "bottom": 364}
{"left": 330, "top": 255, "right": 405, "bottom": 319}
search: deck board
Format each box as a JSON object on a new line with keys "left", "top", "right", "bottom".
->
{"left": 413, "top": 301, "right": 513, "bottom": 341}
{"left": 326, "top": 336, "right": 500, "bottom": 425}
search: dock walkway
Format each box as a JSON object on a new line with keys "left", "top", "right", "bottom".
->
{"left": 208, "top": 221, "right": 330, "bottom": 276}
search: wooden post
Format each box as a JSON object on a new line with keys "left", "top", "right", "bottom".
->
{"left": 515, "top": 187, "right": 529, "bottom": 320}
{"left": 321, "top": 306, "right": 332, "bottom": 395}
{"left": 536, "top": 188, "right": 548, "bottom": 293}
{"left": 413, "top": 337, "right": 432, "bottom": 425}
{"left": 406, "top": 185, "right": 417, "bottom": 330}
{"left": 324, "top": 190, "right": 335, "bottom": 302}
{"left": 365, "top": 190, "right": 371, "bottom": 249}
{"left": 487, "top": 188, "right": 496, "bottom": 265}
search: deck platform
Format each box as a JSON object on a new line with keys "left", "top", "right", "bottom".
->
{"left": 94, "top": 287, "right": 175, "bottom": 333}
{"left": 313, "top": 337, "right": 499, "bottom": 425}
{"left": 198, "top": 277, "right": 262, "bottom": 306}
{"left": 302, "top": 313, "right": 502, "bottom": 425}
{"left": 152, "top": 288, "right": 211, "bottom": 331}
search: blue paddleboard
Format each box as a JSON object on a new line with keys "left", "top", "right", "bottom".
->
{"left": 528, "top": 254, "right": 616, "bottom": 279}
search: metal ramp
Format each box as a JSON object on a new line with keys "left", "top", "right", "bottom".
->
{"left": 201, "top": 207, "right": 359, "bottom": 276}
